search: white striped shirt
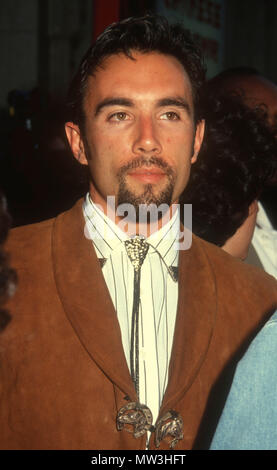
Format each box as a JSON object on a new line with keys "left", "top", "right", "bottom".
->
{"left": 83, "top": 193, "right": 179, "bottom": 426}
{"left": 252, "top": 202, "right": 277, "bottom": 279}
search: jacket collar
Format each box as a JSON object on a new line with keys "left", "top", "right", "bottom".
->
{"left": 160, "top": 238, "right": 217, "bottom": 414}
{"left": 52, "top": 199, "right": 216, "bottom": 409}
{"left": 52, "top": 198, "right": 136, "bottom": 400}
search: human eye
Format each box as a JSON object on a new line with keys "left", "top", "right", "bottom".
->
{"left": 108, "top": 111, "right": 130, "bottom": 122}
{"left": 160, "top": 111, "right": 180, "bottom": 121}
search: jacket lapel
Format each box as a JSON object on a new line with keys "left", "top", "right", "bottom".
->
{"left": 52, "top": 199, "right": 136, "bottom": 400}
{"left": 160, "top": 235, "right": 217, "bottom": 414}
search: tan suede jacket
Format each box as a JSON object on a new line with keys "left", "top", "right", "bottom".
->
{"left": 0, "top": 199, "right": 277, "bottom": 450}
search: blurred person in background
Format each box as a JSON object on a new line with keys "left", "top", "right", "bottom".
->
{"left": 203, "top": 69, "right": 277, "bottom": 278}
{"left": 192, "top": 70, "right": 277, "bottom": 450}
{"left": 210, "top": 306, "right": 277, "bottom": 450}
{"left": 181, "top": 91, "right": 277, "bottom": 267}
{"left": 182, "top": 77, "right": 277, "bottom": 450}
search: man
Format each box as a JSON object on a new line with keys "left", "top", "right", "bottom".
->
{"left": 203, "top": 68, "right": 277, "bottom": 278}
{"left": 181, "top": 92, "right": 277, "bottom": 262}
{"left": 0, "top": 16, "right": 277, "bottom": 450}
{"left": 237, "top": 70, "right": 277, "bottom": 279}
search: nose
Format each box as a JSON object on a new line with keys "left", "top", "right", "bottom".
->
{"left": 132, "top": 116, "right": 162, "bottom": 154}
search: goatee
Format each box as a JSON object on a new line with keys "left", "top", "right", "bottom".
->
{"left": 116, "top": 156, "right": 176, "bottom": 222}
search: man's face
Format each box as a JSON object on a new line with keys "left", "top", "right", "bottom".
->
{"left": 66, "top": 51, "right": 204, "bottom": 214}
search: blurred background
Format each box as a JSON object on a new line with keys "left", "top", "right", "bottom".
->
{"left": 0, "top": 0, "right": 276, "bottom": 226}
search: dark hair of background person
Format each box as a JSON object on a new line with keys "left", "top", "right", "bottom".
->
{"left": 206, "top": 66, "right": 260, "bottom": 84}
{"left": 66, "top": 14, "right": 206, "bottom": 134}
{"left": 181, "top": 91, "right": 277, "bottom": 247}
{"left": 0, "top": 193, "right": 17, "bottom": 331}
{"left": 203, "top": 66, "right": 277, "bottom": 137}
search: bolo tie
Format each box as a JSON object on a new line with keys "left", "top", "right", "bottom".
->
{"left": 124, "top": 236, "right": 149, "bottom": 399}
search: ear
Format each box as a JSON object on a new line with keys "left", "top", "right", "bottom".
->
{"left": 65, "top": 122, "right": 88, "bottom": 165}
{"left": 191, "top": 119, "right": 205, "bottom": 164}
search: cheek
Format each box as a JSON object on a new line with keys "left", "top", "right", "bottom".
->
{"left": 92, "top": 131, "right": 128, "bottom": 160}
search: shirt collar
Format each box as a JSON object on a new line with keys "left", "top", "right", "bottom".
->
{"left": 147, "top": 207, "right": 180, "bottom": 268}
{"left": 256, "top": 201, "right": 274, "bottom": 231}
{"left": 83, "top": 193, "right": 180, "bottom": 269}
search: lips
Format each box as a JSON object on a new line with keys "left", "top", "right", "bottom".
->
{"left": 127, "top": 167, "right": 166, "bottom": 184}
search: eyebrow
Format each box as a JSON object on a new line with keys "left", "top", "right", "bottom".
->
{"left": 94, "top": 98, "right": 133, "bottom": 116}
{"left": 94, "top": 96, "right": 192, "bottom": 117}
{"left": 156, "top": 97, "right": 192, "bottom": 116}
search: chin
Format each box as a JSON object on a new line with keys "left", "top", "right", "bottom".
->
{"left": 117, "top": 181, "right": 175, "bottom": 211}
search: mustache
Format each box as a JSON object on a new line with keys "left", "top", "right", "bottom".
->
{"left": 117, "top": 156, "right": 175, "bottom": 177}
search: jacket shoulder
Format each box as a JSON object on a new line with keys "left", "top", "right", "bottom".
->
{"left": 6, "top": 218, "right": 55, "bottom": 269}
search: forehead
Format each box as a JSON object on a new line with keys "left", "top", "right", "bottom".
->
{"left": 84, "top": 51, "right": 193, "bottom": 108}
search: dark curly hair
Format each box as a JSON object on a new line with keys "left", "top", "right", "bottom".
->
{"left": 0, "top": 193, "right": 17, "bottom": 332}
{"left": 181, "top": 91, "right": 277, "bottom": 246}
{"left": 66, "top": 14, "right": 206, "bottom": 133}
